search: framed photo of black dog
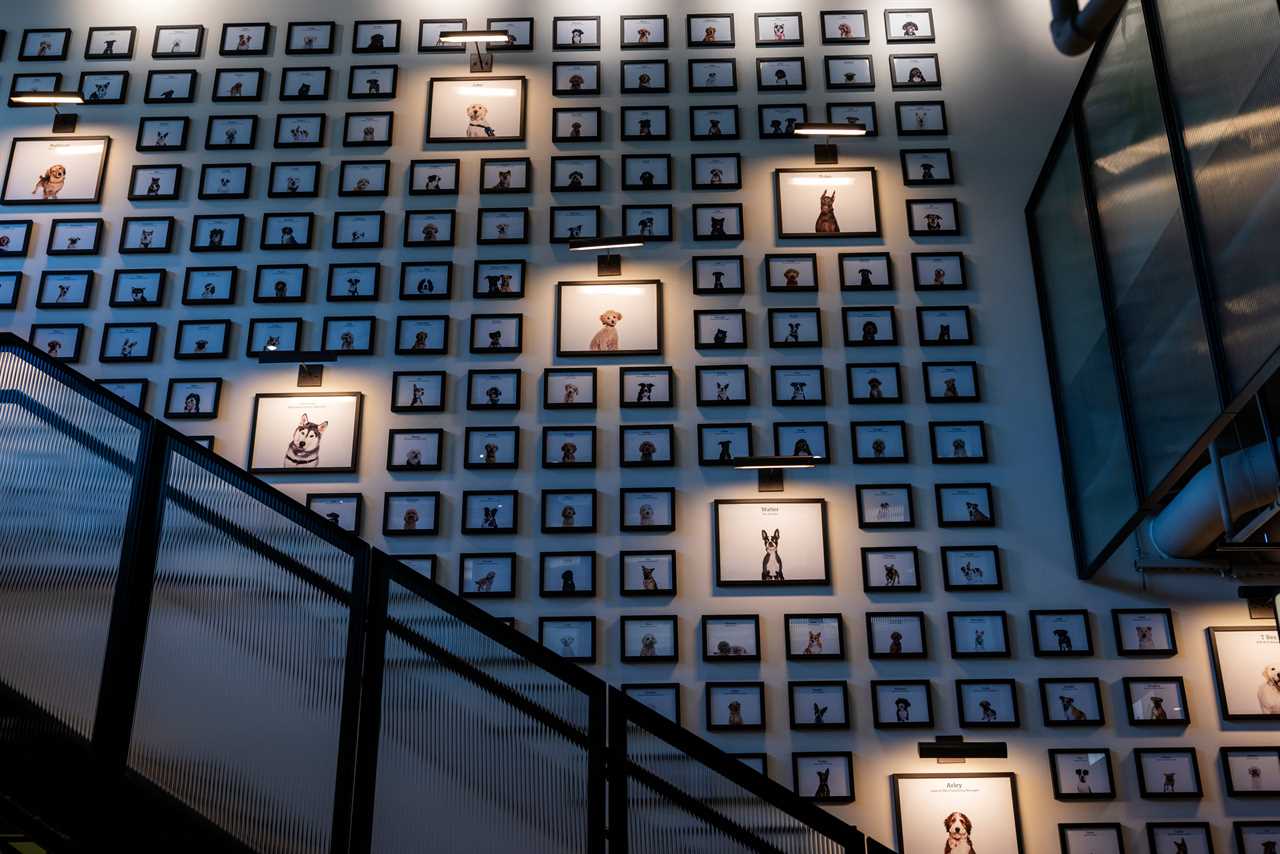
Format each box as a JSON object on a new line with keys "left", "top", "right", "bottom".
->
{"left": 247, "top": 392, "right": 363, "bottom": 475}
{"left": 539, "top": 552, "right": 595, "bottom": 598}
{"left": 793, "top": 752, "right": 853, "bottom": 804}
{"left": 426, "top": 76, "right": 528, "bottom": 143}
{"left": 773, "top": 167, "right": 881, "bottom": 239}
{"left": 891, "top": 773, "right": 1024, "bottom": 854}
{"left": 872, "top": 680, "right": 933, "bottom": 729}
{"left": 712, "top": 498, "right": 831, "bottom": 587}
{"left": 1030, "top": 609, "right": 1094, "bottom": 657}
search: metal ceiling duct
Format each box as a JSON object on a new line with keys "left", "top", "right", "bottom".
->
{"left": 1050, "top": 0, "right": 1127, "bottom": 55}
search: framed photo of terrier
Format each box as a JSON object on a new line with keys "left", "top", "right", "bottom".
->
{"left": 426, "top": 76, "right": 528, "bottom": 143}
{"left": 1208, "top": 626, "right": 1280, "bottom": 721}
{"left": 891, "top": 773, "right": 1024, "bottom": 854}
{"left": 712, "top": 498, "right": 831, "bottom": 587}
{"left": 3, "top": 137, "right": 110, "bottom": 205}
{"left": 246, "top": 392, "right": 363, "bottom": 475}
{"left": 555, "top": 280, "right": 663, "bottom": 358}
{"left": 1048, "top": 749, "right": 1115, "bottom": 802}
{"left": 773, "top": 167, "right": 881, "bottom": 239}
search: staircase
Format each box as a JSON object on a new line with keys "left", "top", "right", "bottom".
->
{"left": 0, "top": 331, "right": 891, "bottom": 854}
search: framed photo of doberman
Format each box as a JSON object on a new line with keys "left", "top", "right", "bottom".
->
{"left": 773, "top": 167, "right": 880, "bottom": 239}
{"left": 247, "top": 392, "right": 363, "bottom": 475}
{"left": 712, "top": 498, "right": 831, "bottom": 587}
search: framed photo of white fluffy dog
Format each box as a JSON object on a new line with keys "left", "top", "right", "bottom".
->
{"left": 3, "top": 137, "right": 111, "bottom": 205}
{"left": 555, "top": 280, "right": 663, "bottom": 358}
{"left": 891, "top": 773, "right": 1024, "bottom": 854}
{"left": 247, "top": 392, "right": 363, "bottom": 475}
{"left": 426, "top": 76, "right": 528, "bottom": 143}
{"left": 1209, "top": 626, "right": 1280, "bottom": 721}
{"left": 712, "top": 498, "right": 831, "bottom": 587}
{"left": 772, "top": 166, "right": 881, "bottom": 239}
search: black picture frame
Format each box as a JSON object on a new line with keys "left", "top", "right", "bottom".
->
{"left": 620, "top": 60, "right": 670, "bottom": 94}
{"left": 554, "top": 279, "right": 664, "bottom": 358}
{"left": 182, "top": 266, "right": 238, "bottom": 306}
{"left": 941, "top": 545, "right": 1003, "bottom": 592}
{"left": 308, "top": 493, "right": 362, "bottom": 534}
{"left": 687, "top": 14, "right": 735, "bottom": 48}
{"left": 929, "top": 420, "right": 989, "bottom": 464}
{"left": 1112, "top": 608, "right": 1177, "bottom": 656}
{"left": 268, "top": 161, "right": 321, "bottom": 199}
{"left": 402, "top": 210, "right": 455, "bottom": 248}
{"left": 550, "top": 156, "right": 603, "bottom": 193}
{"left": 320, "top": 315, "right": 377, "bottom": 355}
{"left": 144, "top": 69, "right": 198, "bottom": 104}
{"left": 917, "top": 305, "right": 973, "bottom": 346}
{"left": 871, "top": 680, "right": 934, "bottom": 729}
{"left": 852, "top": 420, "right": 909, "bottom": 464}
{"left": 30, "top": 324, "right": 86, "bottom": 362}
{"left": 469, "top": 313, "right": 523, "bottom": 355}
{"left": 1207, "top": 625, "right": 1280, "bottom": 722}
{"left": 327, "top": 263, "right": 381, "bottom": 303}
{"left": 152, "top": 25, "right": 205, "bottom": 59}
{"left": 77, "top": 70, "right": 129, "bottom": 104}
{"left": 485, "top": 18, "right": 534, "bottom": 51}
{"left": 902, "top": 148, "right": 955, "bottom": 186}
{"left": 426, "top": 75, "right": 528, "bottom": 142}
{"left": 1048, "top": 749, "right": 1116, "bottom": 802}
{"left": 770, "top": 365, "right": 826, "bottom": 407}
{"left": 463, "top": 425, "right": 520, "bottom": 470}
{"left": 772, "top": 166, "right": 881, "bottom": 238}
{"left": 0, "top": 272, "right": 21, "bottom": 309}
{"left": 621, "top": 615, "right": 678, "bottom": 663}
{"left": 543, "top": 367, "right": 597, "bottom": 411}
{"left": 621, "top": 106, "right": 671, "bottom": 141}
{"left": 552, "top": 108, "right": 604, "bottom": 143}
{"left": 118, "top": 217, "right": 175, "bottom": 255}
{"left": 174, "top": 319, "right": 231, "bottom": 359}
{"left": 907, "top": 197, "right": 962, "bottom": 237}
{"left": 697, "top": 423, "right": 753, "bottom": 466}
{"left": 18, "top": 28, "right": 71, "bottom": 62}
{"left": 390, "top": 371, "right": 447, "bottom": 414}
{"left": 285, "top": 22, "right": 336, "bottom": 56}
{"left": 866, "top": 611, "right": 928, "bottom": 659}
{"left": 274, "top": 113, "right": 326, "bottom": 149}
{"left": 204, "top": 115, "right": 258, "bottom": 152}
{"left": 823, "top": 55, "right": 874, "bottom": 90}
{"left": 1039, "top": 677, "right": 1105, "bottom": 727}
{"left": 245, "top": 317, "right": 303, "bottom": 357}
{"left": 418, "top": 19, "right": 467, "bottom": 54}
{"left": 246, "top": 391, "right": 364, "bottom": 474}
{"left": 459, "top": 553, "right": 518, "bottom": 599}
{"left": 619, "top": 487, "right": 676, "bottom": 533}
{"left": 620, "top": 424, "right": 675, "bottom": 468}
{"left": 891, "top": 774, "right": 1024, "bottom": 852}
{"left": 1122, "top": 676, "right": 1190, "bottom": 727}
{"left": 539, "top": 552, "right": 596, "bottom": 598}
{"left": 889, "top": 53, "right": 942, "bottom": 89}
{"left": 690, "top": 105, "right": 741, "bottom": 141}
{"left": 783, "top": 613, "right": 845, "bottom": 661}
{"left": 135, "top": 117, "right": 190, "bottom": 153}
{"left": 540, "top": 617, "right": 596, "bottom": 663}
{"left": 935, "top": 482, "right": 996, "bottom": 528}
{"left": 691, "top": 203, "right": 744, "bottom": 241}
{"left": 337, "top": 160, "right": 389, "bottom": 198}
{"left": 706, "top": 681, "right": 766, "bottom": 732}
{"left": 755, "top": 12, "right": 804, "bottom": 47}
{"left": 843, "top": 307, "right": 898, "bottom": 347}
{"left": 688, "top": 59, "right": 738, "bottom": 93}
{"left": 701, "top": 614, "right": 762, "bottom": 662}
{"left": 621, "top": 15, "right": 669, "bottom": 49}
{"left": 99, "top": 322, "right": 159, "bottom": 364}
{"left": 331, "top": 211, "right": 385, "bottom": 250}
{"left": 84, "top": 26, "right": 136, "bottom": 60}
{"left": 476, "top": 208, "right": 530, "bottom": 245}
{"left": 552, "top": 61, "right": 601, "bottom": 96}
{"left": 821, "top": 11, "right": 871, "bottom": 45}
{"left": 855, "top": 483, "right": 914, "bottom": 529}
{"left": 343, "top": 111, "right": 394, "bottom": 147}
{"left": 793, "top": 752, "right": 855, "bottom": 804}
{"left": 1147, "top": 825, "right": 1213, "bottom": 854}
{"left": 621, "top": 367, "right": 676, "bottom": 409}
{"left": 348, "top": 64, "right": 398, "bottom": 100}
{"left": 620, "top": 549, "right": 678, "bottom": 596}
{"left": 1030, "top": 609, "right": 1095, "bottom": 658}
{"left": 956, "top": 679, "right": 1021, "bottom": 729}
{"left": 788, "top": 681, "right": 850, "bottom": 731}
{"left": 912, "top": 251, "right": 967, "bottom": 290}
{"left": 947, "top": 610, "right": 1012, "bottom": 659}
{"left": 861, "top": 545, "right": 921, "bottom": 592}
{"left": 694, "top": 309, "right": 748, "bottom": 351}
{"left": 922, "top": 360, "right": 980, "bottom": 403}
{"left": 1220, "top": 747, "right": 1280, "bottom": 797}
{"left": 109, "top": 269, "right": 166, "bottom": 309}
{"left": 769, "top": 308, "right": 822, "bottom": 349}
{"left": 219, "top": 23, "right": 270, "bottom": 57}
{"left": 466, "top": 370, "right": 521, "bottom": 412}
{"left": 896, "top": 100, "right": 948, "bottom": 135}
{"left": 46, "top": 217, "right": 103, "bottom": 256}
{"left": 198, "top": 163, "right": 251, "bottom": 201}
{"left": 756, "top": 56, "right": 807, "bottom": 92}
{"left": 391, "top": 315, "right": 447, "bottom": 356}
{"left": 192, "top": 215, "right": 247, "bottom": 254}
{"left": 254, "top": 263, "right": 309, "bottom": 303}
{"left": 2, "top": 136, "right": 111, "bottom": 206}
{"left": 352, "top": 20, "right": 401, "bottom": 54}
{"left": 696, "top": 365, "right": 750, "bottom": 407}
{"left": 542, "top": 426, "right": 597, "bottom": 470}
{"left": 163, "top": 377, "right": 222, "bottom": 419}
{"left": 409, "top": 158, "right": 460, "bottom": 195}
{"left": 461, "top": 490, "right": 519, "bottom": 536}
{"left": 885, "top": 8, "right": 936, "bottom": 42}
{"left": 540, "top": 489, "right": 598, "bottom": 534}
{"left": 1134, "top": 748, "right": 1203, "bottom": 800}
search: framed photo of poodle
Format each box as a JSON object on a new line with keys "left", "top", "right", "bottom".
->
{"left": 554, "top": 280, "right": 663, "bottom": 358}
{"left": 539, "top": 552, "right": 595, "bottom": 598}
{"left": 620, "top": 550, "right": 677, "bottom": 596}
{"left": 459, "top": 553, "right": 516, "bottom": 599}
{"left": 956, "top": 679, "right": 1020, "bottom": 728}
{"left": 838, "top": 250, "right": 892, "bottom": 289}
{"left": 821, "top": 11, "right": 870, "bottom": 44}
{"left": 382, "top": 492, "right": 440, "bottom": 537}
{"left": 702, "top": 615, "right": 761, "bottom": 662}
{"left": 386, "top": 429, "right": 444, "bottom": 472}
{"left": 789, "top": 681, "right": 849, "bottom": 730}
{"left": 1059, "top": 825, "right": 1123, "bottom": 854}
{"left": 621, "top": 615, "right": 678, "bottom": 662}
{"left": 463, "top": 426, "right": 519, "bottom": 469}
{"left": 793, "top": 753, "right": 853, "bottom": 804}
{"left": 247, "top": 392, "right": 363, "bottom": 475}
{"left": 852, "top": 421, "right": 908, "bottom": 464}
{"left": 540, "top": 489, "right": 596, "bottom": 534}
{"left": 784, "top": 613, "right": 845, "bottom": 660}
{"left": 712, "top": 498, "right": 831, "bottom": 587}
{"left": 465, "top": 370, "right": 520, "bottom": 412}
{"left": 872, "top": 680, "right": 933, "bottom": 728}
{"left": 2, "top": 137, "right": 110, "bottom": 205}
{"left": 426, "top": 76, "right": 528, "bottom": 143}
{"left": 620, "top": 424, "right": 675, "bottom": 467}
{"left": 621, "top": 15, "right": 669, "bottom": 49}
{"left": 620, "top": 487, "right": 676, "bottom": 533}
{"left": 1208, "top": 626, "right": 1280, "bottom": 721}
{"left": 1134, "top": 748, "right": 1203, "bottom": 800}
{"left": 706, "top": 682, "right": 765, "bottom": 731}
{"left": 847, "top": 362, "right": 903, "bottom": 404}
{"left": 891, "top": 773, "right": 1023, "bottom": 854}
{"left": 540, "top": 617, "right": 596, "bottom": 663}
{"left": 542, "top": 426, "right": 596, "bottom": 469}
{"left": 773, "top": 167, "right": 881, "bottom": 239}
{"left": 544, "top": 368, "right": 597, "bottom": 410}
{"left": 1048, "top": 750, "right": 1115, "bottom": 802}
{"left": 1220, "top": 746, "right": 1280, "bottom": 796}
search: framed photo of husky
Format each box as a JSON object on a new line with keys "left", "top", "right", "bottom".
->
{"left": 773, "top": 167, "right": 881, "bottom": 239}
{"left": 3, "top": 137, "right": 111, "bottom": 205}
{"left": 1208, "top": 626, "right": 1280, "bottom": 721}
{"left": 555, "top": 280, "right": 663, "bottom": 358}
{"left": 712, "top": 498, "right": 831, "bottom": 587}
{"left": 247, "top": 392, "right": 363, "bottom": 475}
{"left": 426, "top": 76, "right": 528, "bottom": 143}
{"left": 891, "top": 773, "right": 1024, "bottom": 854}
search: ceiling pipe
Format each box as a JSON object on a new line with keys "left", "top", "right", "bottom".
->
{"left": 1050, "top": 0, "right": 1127, "bottom": 56}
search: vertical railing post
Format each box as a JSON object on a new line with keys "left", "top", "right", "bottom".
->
{"left": 348, "top": 550, "right": 390, "bottom": 854}
{"left": 607, "top": 688, "right": 630, "bottom": 854}
{"left": 330, "top": 542, "right": 375, "bottom": 854}
{"left": 91, "top": 419, "right": 169, "bottom": 771}
{"left": 587, "top": 682, "right": 607, "bottom": 852}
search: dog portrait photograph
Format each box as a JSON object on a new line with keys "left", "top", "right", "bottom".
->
{"left": 555, "top": 280, "right": 663, "bottom": 358}
{"left": 764, "top": 253, "right": 819, "bottom": 291}
{"left": 550, "top": 156, "right": 601, "bottom": 193}
{"left": 1209, "top": 626, "right": 1280, "bottom": 720}
{"left": 690, "top": 105, "right": 739, "bottom": 140}
{"left": 0, "top": 221, "right": 32, "bottom": 257}
{"left": 856, "top": 484, "right": 914, "bottom": 528}
{"left": 394, "top": 316, "right": 448, "bottom": 356}
{"left": 382, "top": 492, "right": 440, "bottom": 537}
{"left": 852, "top": 421, "right": 908, "bottom": 465}
{"left": 930, "top": 422, "right": 988, "bottom": 464}
{"left": 622, "top": 204, "right": 674, "bottom": 239}
{"left": 540, "top": 490, "right": 596, "bottom": 534}
{"left": 623, "top": 155, "right": 672, "bottom": 191}
{"left": 867, "top": 612, "right": 927, "bottom": 659}
{"left": 465, "top": 371, "right": 521, "bottom": 412}
{"left": 956, "top": 680, "right": 1017, "bottom": 727}
{"left": 35, "top": 270, "right": 92, "bottom": 309}
{"left": 99, "top": 323, "right": 156, "bottom": 364}
{"left": 622, "top": 685, "right": 679, "bottom": 723}
{"left": 386, "top": 430, "right": 443, "bottom": 473}
{"left": 542, "top": 428, "right": 596, "bottom": 469}
{"left": 690, "top": 154, "right": 742, "bottom": 191}
{"left": 539, "top": 618, "right": 595, "bottom": 662}
{"left": 689, "top": 60, "right": 737, "bottom": 94}
{"left": 861, "top": 547, "right": 919, "bottom": 592}
{"left": 907, "top": 198, "right": 961, "bottom": 236}
{"left": 174, "top": 320, "right": 230, "bottom": 360}
{"left": 459, "top": 554, "right": 515, "bottom": 598}
{"left": 620, "top": 488, "right": 675, "bottom": 532}
{"left": 885, "top": 10, "right": 936, "bottom": 42}
{"left": 212, "top": 69, "right": 264, "bottom": 102}
{"left": 1146, "top": 826, "right": 1213, "bottom": 854}
{"left": 872, "top": 681, "right": 933, "bottom": 727}
{"left": 552, "top": 62, "right": 600, "bottom": 96}
{"left": 692, "top": 204, "right": 744, "bottom": 240}
{"left": 821, "top": 11, "right": 870, "bottom": 43}
{"left": 1049, "top": 750, "right": 1114, "bottom": 801}
{"left": 539, "top": 553, "right": 594, "bottom": 598}
{"left": 322, "top": 316, "right": 375, "bottom": 355}
{"left": 773, "top": 167, "right": 880, "bottom": 239}
{"left": 942, "top": 546, "right": 1002, "bottom": 591}
{"left": 771, "top": 365, "right": 826, "bottom": 406}
{"left": 219, "top": 23, "right": 269, "bottom": 56}
{"left": 286, "top": 21, "right": 336, "bottom": 54}
{"left": 754, "top": 12, "right": 803, "bottom": 45}
{"left": 620, "top": 425, "right": 674, "bottom": 467}
{"left": 245, "top": 319, "right": 300, "bottom": 358}
{"left": 755, "top": 58, "right": 806, "bottom": 91}
{"left": 1040, "top": 678, "right": 1104, "bottom": 726}
{"left": 0, "top": 273, "right": 21, "bottom": 310}
{"left": 78, "top": 71, "right": 128, "bottom": 104}
{"left": 164, "top": 378, "right": 221, "bottom": 419}
{"left": 1135, "top": 749, "right": 1203, "bottom": 798}
{"left": 891, "top": 53, "right": 942, "bottom": 89}
{"left": 924, "top": 361, "right": 980, "bottom": 402}
{"left": 789, "top": 681, "right": 848, "bottom": 729}
{"left": 247, "top": 392, "right": 362, "bottom": 475}
{"left": 694, "top": 310, "right": 747, "bottom": 351}
{"left": 1234, "top": 821, "right": 1280, "bottom": 854}
{"left": 463, "top": 426, "right": 518, "bottom": 470}
{"left": 621, "top": 15, "right": 668, "bottom": 48}
{"left": 621, "top": 368, "right": 674, "bottom": 407}
{"left": 892, "top": 773, "right": 1023, "bottom": 854}
{"left": 3, "top": 136, "right": 110, "bottom": 205}
{"left": 306, "top": 494, "right": 360, "bottom": 534}
{"left": 620, "top": 60, "right": 669, "bottom": 93}
{"left": 702, "top": 615, "right": 761, "bottom": 661}
{"left": 620, "top": 550, "right": 677, "bottom": 596}
{"left": 427, "top": 76, "right": 528, "bottom": 142}
{"left": 352, "top": 20, "right": 400, "bottom": 53}
{"left": 1031, "top": 610, "right": 1093, "bottom": 657}
{"left": 1221, "top": 747, "right": 1280, "bottom": 795}
{"left": 712, "top": 499, "right": 830, "bottom": 586}
{"left": 1123, "top": 678, "right": 1188, "bottom": 726}
{"left": 391, "top": 372, "right": 444, "bottom": 413}
{"left": 785, "top": 614, "right": 844, "bottom": 660}
{"left": 1112, "top": 609, "right": 1176, "bottom": 655}
{"left": 774, "top": 421, "right": 829, "bottom": 464}
{"left": 1060, "top": 825, "right": 1123, "bottom": 854}
{"left": 553, "top": 16, "right": 601, "bottom": 50}
{"left": 549, "top": 206, "right": 601, "bottom": 243}
{"left": 462, "top": 491, "right": 518, "bottom": 535}
{"left": 793, "top": 753, "right": 853, "bottom": 803}
{"left": 824, "top": 56, "right": 874, "bottom": 90}
{"left": 621, "top": 616, "right": 677, "bottom": 662}
{"left": 19, "top": 28, "right": 70, "bottom": 61}
{"left": 476, "top": 208, "right": 529, "bottom": 244}
{"left": 936, "top": 484, "right": 996, "bottom": 528}
{"left": 706, "top": 682, "right": 764, "bottom": 731}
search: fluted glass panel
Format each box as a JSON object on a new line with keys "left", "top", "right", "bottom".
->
{"left": 626, "top": 723, "right": 844, "bottom": 854}
{"left": 127, "top": 449, "right": 353, "bottom": 854}
{"left": 372, "top": 578, "right": 592, "bottom": 853}
{"left": 0, "top": 348, "right": 141, "bottom": 737}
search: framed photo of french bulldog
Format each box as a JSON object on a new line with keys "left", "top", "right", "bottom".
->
{"left": 917, "top": 306, "right": 973, "bottom": 346}
{"left": 855, "top": 483, "right": 914, "bottom": 529}
{"left": 46, "top": 218, "right": 103, "bottom": 256}
{"left": 948, "top": 611, "right": 1010, "bottom": 659}
{"left": 897, "top": 100, "right": 948, "bottom": 135}
{"left": 390, "top": 371, "right": 445, "bottom": 414}
{"left": 913, "top": 252, "right": 966, "bottom": 290}
{"left": 940, "top": 546, "right": 1002, "bottom": 592}
{"left": 466, "top": 369, "right": 521, "bottom": 412}
{"left": 174, "top": 319, "right": 230, "bottom": 360}
{"left": 1039, "top": 678, "right": 1104, "bottom": 727}
{"left": 620, "top": 424, "right": 675, "bottom": 467}
{"left": 555, "top": 280, "right": 663, "bottom": 358}
{"left": 756, "top": 57, "right": 807, "bottom": 91}
{"left": 620, "top": 550, "right": 677, "bottom": 597}
{"left": 352, "top": 20, "right": 400, "bottom": 54}
{"left": 698, "top": 422, "right": 753, "bottom": 466}
{"left": 183, "top": 266, "right": 237, "bottom": 306}
{"left": 332, "top": 212, "right": 384, "bottom": 249}
{"left": 923, "top": 361, "right": 980, "bottom": 402}
{"left": 890, "top": 53, "right": 942, "bottom": 89}
{"left": 1058, "top": 824, "right": 1124, "bottom": 854}
{"left": 755, "top": 12, "right": 803, "bottom": 46}
{"left": 621, "top": 60, "right": 670, "bottom": 94}
{"left": 550, "top": 156, "right": 602, "bottom": 193}
{"left": 769, "top": 308, "right": 822, "bottom": 349}
{"left": 285, "top": 22, "right": 336, "bottom": 55}
{"left": 469, "top": 313, "right": 522, "bottom": 355}
{"left": 485, "top": 17, "right": 534, "bottom": 50}
{"left": 789, "top": 681, "right": 849, "bottom": 731}
{"left": 1148, "top": 825, "right": 1212, "bottom": 854}
{"left": 459, "top": 553, "right": 517, "bottom": 599}
{"left": 541, "top": 489, "right": 597, "bottom": 534}
{"left": 553, "top": 107, "right": 603, "bottom": 143}
{"left": 862, "top": 546, "right": 920, "bottom": 592}
{"left": 247, "top": 392, "right": 362, "bottom": 474}
{"left": 198, "top": 163, "right": 251, "bottom": 201}
{"left": 1123, "top": 677, "right": 1188, "bottom": 726}
{"left": 552, "top": 62, "right": 600, "bottom": 96}
{"left": 872, "top": 681, "right": 933, "bottom": 729}
{"left": 393, "top": 316, "right": 449, "bottom": 356}
{"left": 852, "top": 420, "right": 908, "bottom": 464}
{"left": 622, "top": 205, "right": 673, "bottom": 241}
{"left": 690, "top": 105, "right": 740, "bottom": 141}
{"left": 542, "top": 426, "right": 596, "bottom": 470}
{"left": 956, "top": 679, "right": 1020, "bottom": 729}
{"left": 622, "top": 614, "right": 678, "bottom": 663}
{"left": 267, "top": 162, "right": 319, "bottom": 199}
{"left": 936, "top": 483, "right": 995, "bottom": 528}
{"left": 706, "top": 682, "right": 765, "bottom": 732}
{"left": 821, "top": 11, "right": 870, "bottom": 44}
{"left": 867, "top": 611, "right": 927, "bottom": 659}
{"left": 2, "top": 136, "right": 110, "bottom": 205}
{"left": 827, "top": 101, "right": 879, "bottom": 135}
{"left": 0, "top": 220, "right": 32, "bottom": 258}
{"left": 620, "top": 15, "right": 668, "bottom": 49}
{"left": 99, "top": 379, "right": 149, "bottom": 409}
{"left": 1221, "top": 747, "right": 1280, "bottom": 796}
{"left": 426, "top": 76, "right": 528, "bottom": 143}
{"left": 696, "top": 365, "right": 750, "bottom": 406}
{"left": 1135, "top": 749, "right": 1203, "bottom": 800}
{"left": 84, "top": 26, "right": 136, "bottom": 60}
{"left": 620, "top": 487, "right": 676, "bottom": 533}
{"left": 245, "top": 318, "right": 302, "bottom": 357}
{"left": 540, "top": 617, "right": 595, "bottom": 663}
{"left": 712, "top": 498, "right": 830, "bottom": 587}
{"left": 1049, "top": 750, "right": 1114, "bottom": 802}
{"left": 1208, "top": 626, "right": 1280, "bottom": 721}
{"left": 321, "top": 315, "right": 376, "bottom": 355}
{"left": 541, "top": 368, "right": 596, "bottom": 412}
{"left": 885, "top": 9, "right": 936, "bottom": 42}
{"left": 694, "top": 309, "right": 748, "bottom": 351}
{"left": 621, "top": 367, "right": 675, "bottom": 409}
{"left": 30, "top": 324, "right": 85, "bottom": 362}
{"left": 843, "top": 307, "right": 897, "bottom": 347}
{"left": 260, "top": 213, "right": 314, "bottom": 251}
{"left": 692, "top": 204, "right": 744, "bottom": 241}
{"left": 929, "top": 421, "right": 988, "bottom": 465}
{"left": 403, "top": 210, "right": 455, "bottom": 247}
{"left": 907, "top": 198, "right": 961, "bottom": 236}
{"left": 701, "top": 615, "right": 761, "bottom": 662}
{"left": 463, "top": 426, "right": 519, "bottom": 470}
{"left": 78, "top": 71, "right": 129, "bottom": 104}
{"left": 773, "top": 167, "right": 881, "bottom": 238}
{"left": 274, "top": 113, "right": 325, "bottom": 149}
{"left": 824, "top": 56, "right": 874, "bottom": 90}
{"left": 1031, "top": 610, "right": 1095, "bottom": 658}
{"left": 152, "top": 25, "right": 204, "bottom": 59}
{"left": 891, "top": 773, "right": 1023, "bottom": 854}
{"left": 337, "top": 160, "right": 389, "bottom": 197}
{"left": 477, "top": 208, "right": 529, "bottom": 244}
{"left": 211, "top": 68, "right": 264, "bottom": 103}
{"left": 382, "top": 492, "right": 439, "bottom": 537}
{"left": 621, "top": 106, "right": 671, "bottom": 142}
{"left": 36, "top": 270, "right": 92, "bottom": 311}
{"left": 540, "top": 552, "right": 596, "bottom": 599}
{"left": 549, "top": 206, "right": 601, "bottom": 243}
{"left": 688, "top": 59, "right": 737, "bottom": 94}
{"left": 793, "top": 753, "right": 854, "bottom": 804}
{"left": 771, "top": 365, "right": 826, "bottom": 407}
{"left": 220, "top": 23, "right": 269, "bottom": 56}
{"left": 254, "top": 264, "right": 308, "bottom": 304}
{"left": 1109, "top": 609, "right": 1175, "bottom": 657}
{"left": 343, "top": 112, "right": 393, "bottom": 147}
{"left": 409, "top": 159, "right": 460, "bottom": 195}
{"left": 0, "top": 273, "right": 21, "bottom": 310}
{"left": 99, "top": 323, "right": 158, "bottom": 364}
{"left": 307, "top": 493, "right": 361, "bottom": 534}
{"left": 461, "top": 490, "right": 519, "bottom": 536}
{"left": 144, "top": 70, "right": 197, "bottom": 104}
{"left": 18, "top": 28, "right": 70, "bottom": 61}
{"left": 164, "top": 378, "right": 222, "bottom": 419}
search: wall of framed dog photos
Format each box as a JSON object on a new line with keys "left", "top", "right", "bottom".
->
{"left": 0, "top": 1, "right": 1275, "bottom": 850}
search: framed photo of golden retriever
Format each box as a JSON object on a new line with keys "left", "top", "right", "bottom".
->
{"left": 1209, "top": 626, "right": 1280, "bottom": 721}
{"left": 773, "top": 166, "right": 881, "bottom": 239}
{"left": 892, "top": 773, "right": 1024, "bottom": 854}
{"left": 426, "top": 76, "right": 528, "bottom": 143}
{"left": 554, "top": 280, "right": 663, "bottom": 358}
{"left": 2, "top": 137, "right": 110, "bottom": 205}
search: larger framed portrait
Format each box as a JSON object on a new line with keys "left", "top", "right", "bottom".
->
{"left": 892, "top": 773, "right": 1023, "bottom": 854}
{"left": 426, "top": 76, "right": 528, "bottom": 143}
{"left": 247, "top": 392, "right": 363, "bottom": 475}
{"left": 554, "top": 280, "right": 663, "bottom": 358}
{"left": 773, "top": 167, "right": 880, "bottom": 239}
{"left": 1208, "top": 626, "right": 1280, "bottom": 721}
{"left": 712, "top": 498, "right": 830, "bottom": 587}
{"left": 3, "top": 137, "right": 110, "bottom": 205}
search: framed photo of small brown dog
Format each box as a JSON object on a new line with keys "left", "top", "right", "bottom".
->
{"left": 554, "top": 280, "right": 663, "bottom": 358}
{"left": 773, "top": 167, "right": 880, "bottom": 239}
{"left": 3, "top": 137, "right": 110, "bottom": 205}
{"left": 891, "top": 773, "right": 1024, "bottom": 854}
{"left": 247, "top": 392, "right": 363, "bottom": 475}
{"left": 712, "top": 498, "right": 831, "bottom": 587}
{"left": 426, "top": 76, "right": 528, "bottom": 143}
